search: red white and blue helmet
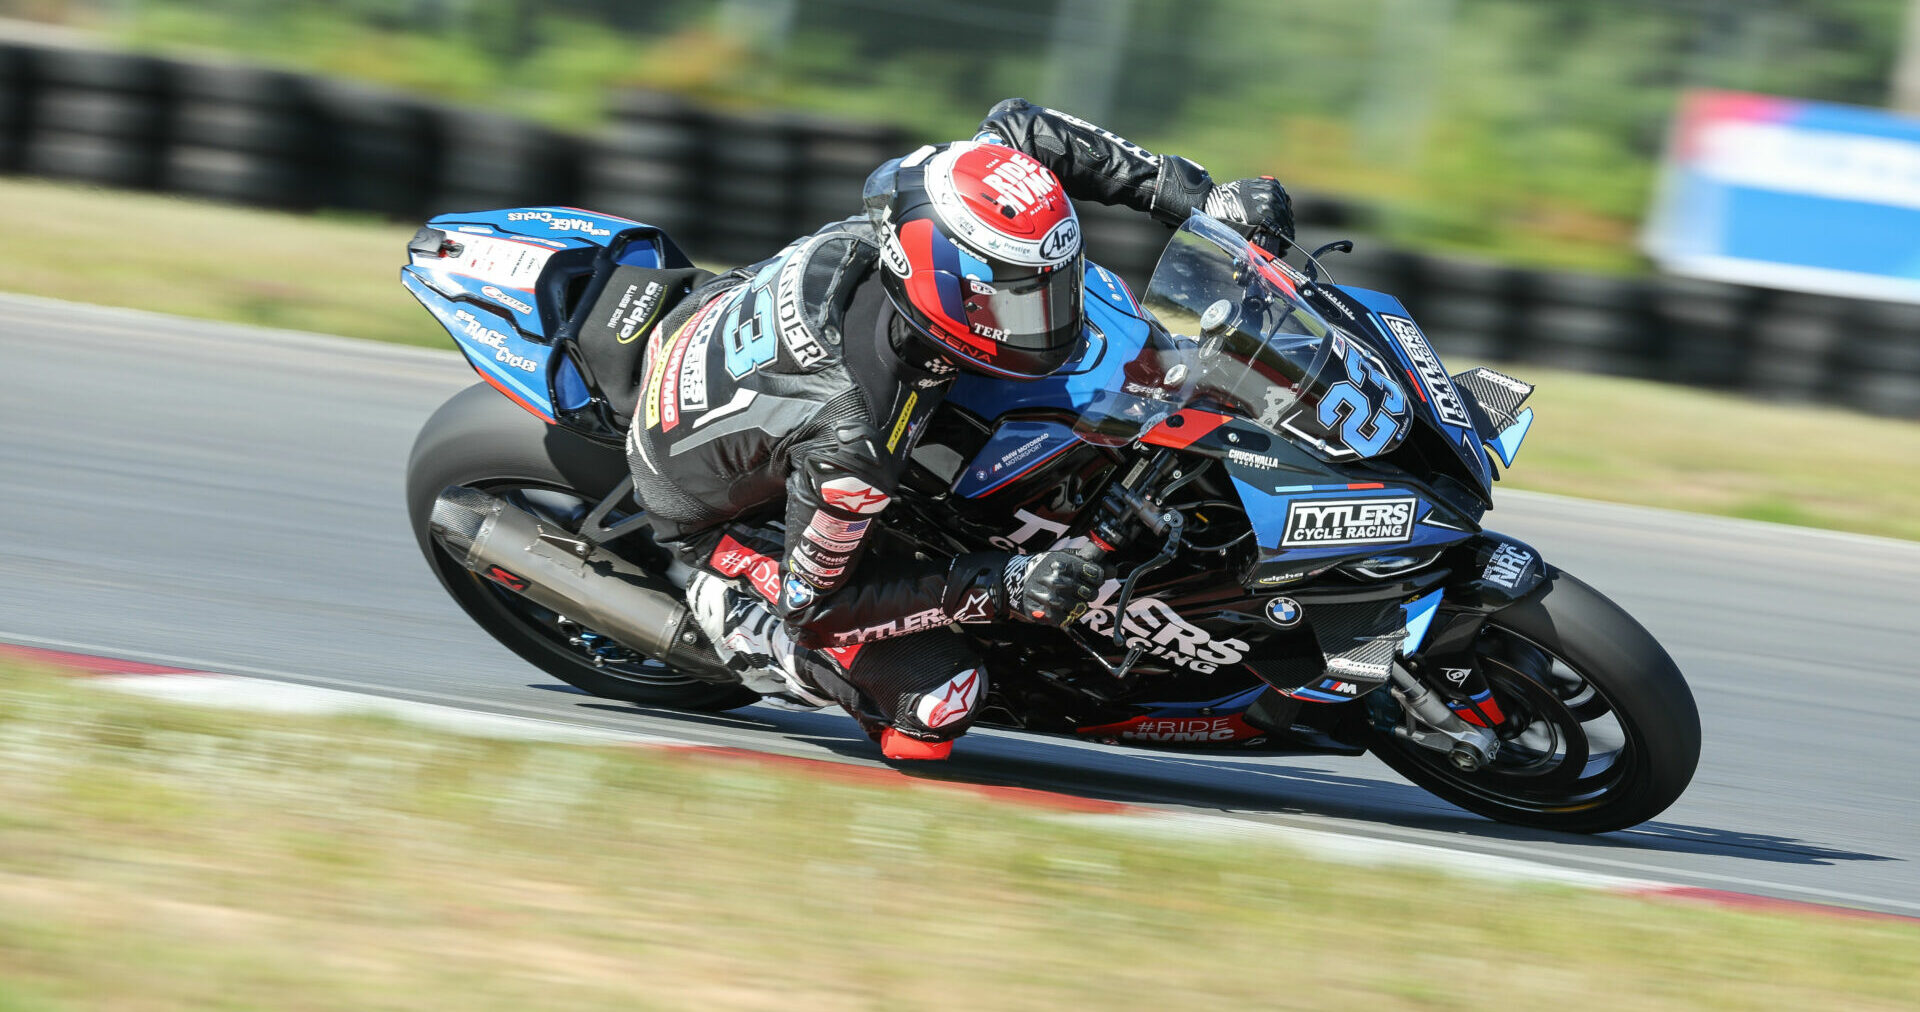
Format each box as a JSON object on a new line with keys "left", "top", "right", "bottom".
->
{"left": 865, "top": 141, "right": 1084, "bottom": 380}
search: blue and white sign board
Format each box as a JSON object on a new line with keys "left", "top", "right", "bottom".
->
{"left": 1645, "top": 89, "right": 1920, "bottom": 303}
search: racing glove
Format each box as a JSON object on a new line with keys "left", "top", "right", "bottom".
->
{"left": 1202, "top": 176, "right": 1295, "bottom": 253}
{"left": 1003, "top": 551, "right": 1108, "bottom": 627}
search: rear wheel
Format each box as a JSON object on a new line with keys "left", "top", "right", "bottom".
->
{"left": 1370, "top": 569, "right": 1699, "bottom": 833}
{"left": 406, "top": 385, "right": 757, "bottom": 712}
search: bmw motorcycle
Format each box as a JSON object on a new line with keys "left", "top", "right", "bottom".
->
{"left": 402, "top": 207, "right": 1699, "bottom": 834}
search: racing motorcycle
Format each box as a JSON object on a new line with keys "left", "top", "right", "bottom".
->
{"left": 402, "top": 207, "right": 1699, "bottom": 834}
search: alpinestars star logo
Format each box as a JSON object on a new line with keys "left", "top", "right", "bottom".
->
{"left": 917, "top": 669, "right": 980, "bottom": 729}
{"left": 819, "top": 477, "right": 890, "bottom": 514}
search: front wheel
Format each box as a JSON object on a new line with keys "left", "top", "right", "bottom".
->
{"left": 1370, "top": 569, "right": 1700, "bottom": 833}
{"left": 406, "top": 384, "right": 758, "bottom": 712}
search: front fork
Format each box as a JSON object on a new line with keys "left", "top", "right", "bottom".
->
{"left": 1383, "top": 662, "right": 1501, "bottom": 771}
{"left": 1372, "top": 531, "right": 1549, "bottom": 770}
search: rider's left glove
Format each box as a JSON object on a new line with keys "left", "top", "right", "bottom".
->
{"left": 1202, "top": 176, "right": 1295, "bottom": 254}
{"left": 1004, "top": 551, "right": 1109, "bottom": 627}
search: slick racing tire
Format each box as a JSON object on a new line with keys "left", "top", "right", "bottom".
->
{"left": 406, "top": 384, "right": 757, "bottom": 712}
{"left": 1369, "top": 568, "right": 1700, "bottom": 834}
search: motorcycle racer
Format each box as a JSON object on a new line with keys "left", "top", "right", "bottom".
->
{"left": 623, "top": 97, "right": 1294, "bottom": 759}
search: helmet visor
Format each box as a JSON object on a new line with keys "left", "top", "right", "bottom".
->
{"left": 959, "top": 253, "right": 1083, "bottom": 352}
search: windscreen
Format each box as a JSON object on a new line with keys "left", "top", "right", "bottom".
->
{"left": 1075, "top": 214, "right": 1410, "bottom": 461}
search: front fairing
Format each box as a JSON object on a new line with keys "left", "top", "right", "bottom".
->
{"left": 1073, "top": 215, "right": 1416, "bottom": 464}
{"left": 941, "top": 214, "right": 1490, "bottom": 586}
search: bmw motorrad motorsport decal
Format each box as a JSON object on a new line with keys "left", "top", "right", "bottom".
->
{"left": 1280, "top": 496, "right": 1418, "bottom": 547}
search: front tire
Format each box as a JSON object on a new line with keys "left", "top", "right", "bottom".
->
{"left": 1371, "top": 569, "right": 1700, "bottom": 833}
{"left": 406, "top": 384, "right": 757, "bottom": 712}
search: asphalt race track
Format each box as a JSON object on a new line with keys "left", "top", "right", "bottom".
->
{"left": 7, "top": 293, "right": 1920, "bottom": 916}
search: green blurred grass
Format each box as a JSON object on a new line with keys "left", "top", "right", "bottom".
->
{"left": 2, "top": 663, "right": 1917, "bottom": 1010}
{"left": 6, "top": 174, "right": 1920, "bottom": 542}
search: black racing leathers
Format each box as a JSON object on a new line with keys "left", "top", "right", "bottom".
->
{"left": 974, "top": 97, "right": 1217, "bottom": 229}
{"left": 627, "top": 100, "right": 1208, "bottom": 650}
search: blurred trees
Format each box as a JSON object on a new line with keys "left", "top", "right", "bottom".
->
{"left": 3, "top": 0, "right": 1910, "bottom": 269}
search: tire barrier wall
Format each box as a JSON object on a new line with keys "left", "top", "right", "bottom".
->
{"left": 3, "top": 40, "right": 1917, "bottom": 416}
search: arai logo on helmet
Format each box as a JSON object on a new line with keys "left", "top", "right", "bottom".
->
{"left": 881, "top": 233, "right": 913, "bottom": 277}
{"left": 1038, "top": 218, "right": 1081, "bottom": 263}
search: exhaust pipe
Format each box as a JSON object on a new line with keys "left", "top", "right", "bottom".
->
{"left": 428, "top": 485, "right": 734, "bottom": 683}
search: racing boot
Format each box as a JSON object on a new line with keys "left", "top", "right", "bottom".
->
{"left": 806, "top": 631, "right": 986, "bottom": 761}
{"left": 686, "top": 570, "right": 834, "bottom": 709}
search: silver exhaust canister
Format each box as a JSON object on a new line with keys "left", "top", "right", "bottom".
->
{"left": 428, "top": 485, "right": 734, "bottom": 683}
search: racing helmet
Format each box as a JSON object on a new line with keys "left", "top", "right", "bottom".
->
{"left": 865, "top": 141, "right": 1084, "bottom": 380}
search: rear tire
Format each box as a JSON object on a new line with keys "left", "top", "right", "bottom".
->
{"left": 1370, "top": 568, "right": 1700, "bottom": 833}
{"left": 406, "top": 384, "right": 757, "bottom": 712}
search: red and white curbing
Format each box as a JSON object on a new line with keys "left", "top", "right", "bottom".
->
{"left": 6, "top": 641, "right": 1915, "bottom": 926}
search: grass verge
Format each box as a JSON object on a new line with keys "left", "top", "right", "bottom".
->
{"left": 7, "top": 174, "right": 1920, "bottom": 541}
{"left": 2, "top": 663, "right": 1918, "bottom": 1009}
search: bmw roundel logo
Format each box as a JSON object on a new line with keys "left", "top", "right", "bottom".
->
{"left": 1265, "top": 596, "right": 1303, "bottom": 628}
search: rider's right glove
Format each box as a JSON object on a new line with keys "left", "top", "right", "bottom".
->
{"left": 1202, "top": 176, "right": 1295, "bottom": 254}
{"left": 1003, "top": 551, "right": 1108, "bottom": 627}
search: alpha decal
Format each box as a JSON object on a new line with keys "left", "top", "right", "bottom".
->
{"left": 1281, "top": 497, "right": 1418, "bottom": 547}
{"left": 609, "top": 280, "right": 668, "bottom": 345}
{"left": 916, "top": 669, "right": 980, "bottom": 728}
{"left": 1078, "top": 582, "right": 1250, "bottom": 674}
{"left": 1380, "top": 314, "right": 1471, "bottom": 429}
{"left": 1481, "top": 543, "right": 1534, "bottom": 588}
{"left": 482, "top": 285, "right": 533, "bottom": 316}
{"left": 819, "top": 476, "right": 891, "bottom": 515}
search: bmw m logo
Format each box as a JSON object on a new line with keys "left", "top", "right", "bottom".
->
{"left": 1265, "top": 596, "right": 1302, "bottom": 628}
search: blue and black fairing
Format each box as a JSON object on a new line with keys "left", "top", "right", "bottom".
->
{"left": 400, "top": 206, "right": 690, "bottom": 430}
{"left": 1326, "top": 284, "right": 1536, "bottom": 487}
{"left": 941, "top": 262, "right": 1151, "bottom": 493}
